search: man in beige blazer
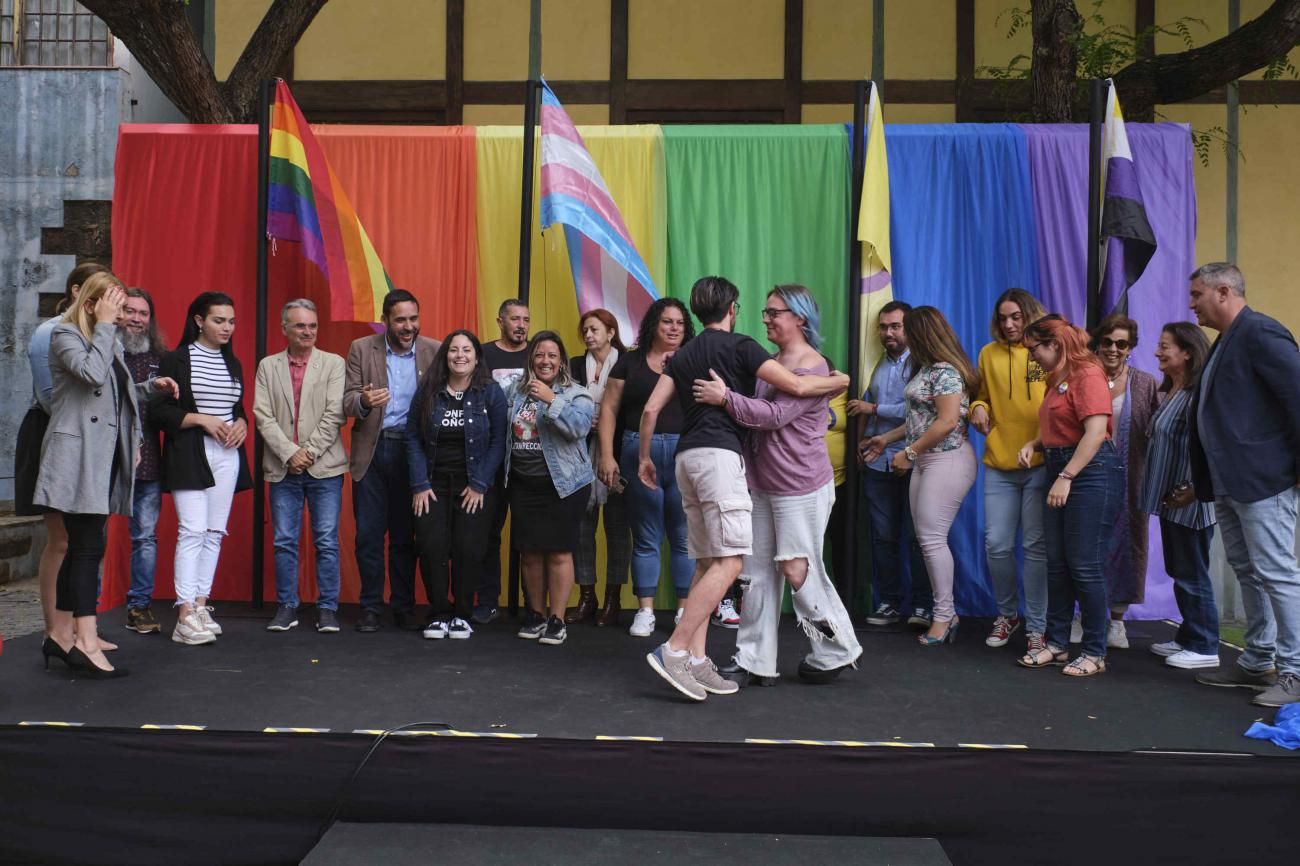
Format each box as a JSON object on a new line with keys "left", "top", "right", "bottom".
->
{"left": 254, "top": 299, "right": 348, "bottom": 634}
{"left": 343, "top": 289, "right": 440, "bottom": 633}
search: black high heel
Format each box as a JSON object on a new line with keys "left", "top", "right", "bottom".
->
{"left": 42, "top": 637, "right": 71, "bottom": 670}
{"left": 66, "top": 647, "right": 130, "bottom": 679}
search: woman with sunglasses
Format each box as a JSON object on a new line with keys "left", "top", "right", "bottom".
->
{"left": 1086, "top": 314, "right": 1159, "bottom": 650}
{"left": 1017, "top": 316, "right": 1123, "bottom": 677}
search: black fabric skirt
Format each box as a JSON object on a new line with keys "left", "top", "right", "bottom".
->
{"left": 14, "top": 405, "right": 51, "bottom": 516}
{"left": 509, "top": 472, "right": 590, "bottom": 553}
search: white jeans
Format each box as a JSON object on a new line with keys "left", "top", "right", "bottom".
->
{"left": 173, "top": 435, "right": 239, "bottom": 605}
{"left": 735, "top": 484, "right": 862, "bottom": 677}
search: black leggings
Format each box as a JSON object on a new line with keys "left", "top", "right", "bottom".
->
{"left": 416, "top": 471, "right": 495, "bottom": 620}
{"left": 55, "top": 512, "right": 108, "bottom": 618}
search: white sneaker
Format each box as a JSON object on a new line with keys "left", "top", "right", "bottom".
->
{"left": 1166, "top": 649, "right": 1220, "bottom": 669}
{"left": 712, "top": 598, "right": 741, "bottom": 629}
{"left": 674, "top": 607, "right": 684, "bottom": 625}
{"left": 1069, "top": 615, "right": 1083, "bottom": 644}
{"left": 1150, "top": 640, "right": 1184, "bottom": 657}
{"left": 629, "top": 608, "right": 657, "bottom": 637}
{"left": 197, "top": 605, "right": 222, "bottom": 636}
{"left": 1107, "top": 619, "right": 1129, "bottom": 649}
{"left": 172, "top": 611, "right": 217, "bottom": 646}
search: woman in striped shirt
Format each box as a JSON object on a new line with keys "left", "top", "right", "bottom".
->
{"left": 155, "top": 292, "right": 252, "bottom": 646}
{"left": 1139, "top": 322, "right": 1219, "bottom": 671}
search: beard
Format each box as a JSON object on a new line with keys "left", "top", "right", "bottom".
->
{"left": 120, "top": 329, "right": 152, "bottom": 355}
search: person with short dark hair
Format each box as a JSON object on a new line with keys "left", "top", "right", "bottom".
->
{"left": 507, "top": 331, "right": 594, "bottom": 647}
{"left": 120, "top": 287, "right": 169, "bottom": 635}
{"left": 639, "top": 276, "right": 848, "bottom": 701}
{"left": 255, "top": 299, "right": 348, "bottom": 635}
{"left": 407, "top": 330, "right": 508, "bottom": 640}
{"left": 343, "top": 290, "right": 441, "bottom": 633}
{"left": 1187, "top": 263, "right": 1300, "bottom": 707}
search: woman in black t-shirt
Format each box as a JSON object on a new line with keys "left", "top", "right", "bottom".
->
{"left": 596, "top": 298, "right": 696, "bottom": 636}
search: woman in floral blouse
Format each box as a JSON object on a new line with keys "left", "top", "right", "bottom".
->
{"left": 862, "top": 306, "right": 980, "bottom": 646}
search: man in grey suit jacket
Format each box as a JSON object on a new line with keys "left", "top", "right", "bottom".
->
{"left": 343, "top": 289, "right": 440, "bottom": 633}
{"left": 254, "top": 299, "right": 348, "bottom": 635}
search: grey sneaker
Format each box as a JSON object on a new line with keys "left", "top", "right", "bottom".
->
{"left": 172, "top": 611, "right": 216, "bottom": 646}
{"left": 197, "top": 605, "right": 222, "bottom": 636}
{"left": 266, "top": 605, "right": 298, "bottom": 632}
{"left": 689, "top": 657, "right": 739, "bottom": 695}
{"left": 316, "top": 609, "right": 340, "bottom": 633}
{"left": 1252, "top": 672, "right": 1300, "bottom": 707}
{"left": 646, "top": 643, "right": 706, "bottom": 701}
{"left": 1196, "top": 664, "right": 1278, "bottom": 691}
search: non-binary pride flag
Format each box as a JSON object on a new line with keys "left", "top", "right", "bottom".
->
{"left": 857, "top": 81, "right": 894, "bottom": 387}
{"left": 267, "top": 80, "right": 393, "bottom": 322}
{"left": 539, "top": 79, "right": 658, "bottom": 340}
{"left": 1099, "top": 79, "right": 1157, "bottom": 315}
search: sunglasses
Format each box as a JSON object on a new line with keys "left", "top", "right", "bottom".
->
{"left": 1099, "top": 338, "right": 1131, "bottom": 350}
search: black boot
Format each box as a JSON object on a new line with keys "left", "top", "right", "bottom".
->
{"left": 565, "top": 585, "right": 598, "bottom": 624}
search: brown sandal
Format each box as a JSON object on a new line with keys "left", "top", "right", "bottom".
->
{"left": 1018, "top": 645, "right": 1068, "bottom": 668}
{"left": 1062, "top": 654, "right": 1107, "bottom": 677}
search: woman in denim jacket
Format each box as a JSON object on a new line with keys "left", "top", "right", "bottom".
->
{"left": 505, "top": 330, "right": 595, "bottom": 646}
{"left": 406, "top": 330, "right": 507, "bottom": 640}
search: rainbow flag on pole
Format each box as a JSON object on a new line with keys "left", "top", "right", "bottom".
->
{"left": 539, "top": 79, "right": 658, "bottom": 341}
{"left": 267, "top": 80, "right": 393, "bottom": 322}
{"left": 857, "top": 81, "right": 893, "bottom": 387}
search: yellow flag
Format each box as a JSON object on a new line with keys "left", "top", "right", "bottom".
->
{"left": 857, "top": 82, "right": 894, "bottom": 388}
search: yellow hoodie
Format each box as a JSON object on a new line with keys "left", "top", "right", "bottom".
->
{"left": 971, "top": 341, "right": 1046, "bottom": 470}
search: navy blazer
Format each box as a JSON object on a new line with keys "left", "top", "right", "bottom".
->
{"left": 405, "top": 381, "right": 507, "bottom": 495}
{"left": 1189, "top": 307, "right": 1300, "bottom": 503}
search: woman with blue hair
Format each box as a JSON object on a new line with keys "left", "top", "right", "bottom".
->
{"left": 693, "top": 284, "right": 862, "bottom": 685}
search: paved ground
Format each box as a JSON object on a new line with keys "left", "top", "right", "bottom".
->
{"left": 0, "top": 575, "right": 43, "bottom": 641}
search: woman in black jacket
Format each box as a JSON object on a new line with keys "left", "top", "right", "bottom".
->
{"left": 154, "top": 292, "right": 252, "bottom": 646}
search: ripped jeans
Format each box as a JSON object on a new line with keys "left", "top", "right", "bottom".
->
{"left": 734, "top": 483, "right": 862, "bottom": 678}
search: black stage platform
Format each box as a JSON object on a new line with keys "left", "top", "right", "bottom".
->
{"left": 2, "top": 606, "right": 1298, "bottom": 866}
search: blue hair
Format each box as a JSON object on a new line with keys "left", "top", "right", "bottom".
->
{"left": 771, "top": 284, "right": 823, "bottom": 350}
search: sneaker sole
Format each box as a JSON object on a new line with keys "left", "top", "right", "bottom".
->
{"left": 645, "top": 652, "right": 706, "bottom": 702}
{"left": 125, "top": 625, "right": 161, "bottom": 634}
{"left": 316, "top": 626, "right": 340, "bottom": 633}
{"left": 538, "top": 633, "right": 567, "bottom": 645}
{"left": 1252, "top": 695, "right": 1300, "bottom": 708}
{"left": 266, "top": 622, "right": 299, "bottom": 632}
{"left": 517, "top": 631, "right": 544, "bottom": 640}
{"left": 985, "top": 636, "right": 1011, "bottom": 647}
{"left": 711, "top": 619, "right": 740, "bottom": 630}
{"left": 423, "top": 632, "right": 447, "bottom": 640}
{"left": 171, "top": 632, "right": 216, "bottom": 646}
{"left": 866, "top": 618, "right": 901, "bottom": 627}
{"left": 1150, "top": 645, "right": 1183, "bottom": 657}
{"left": 1166, "top": 657, "right": 1220, "bottom": 670}
{"left": 447, "top": 632, "right": 472, "bottom": 640}
{"left": 697, "top": 680, "right": 740, "bottom": 695}
{"left": 1196, "top": 676, "right": 1273, "bottom": 690}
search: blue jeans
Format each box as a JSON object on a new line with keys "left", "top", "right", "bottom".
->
{"left": 353, "top": 437, "right": 416, "bottom": 613}
{"left": 1215, "top": 488, "right": 1300, "bottom": 676}
{"left": 1160, "top": 518, "right": 1219, "bottom": 655}
{"left": 126, "top": 480, "right": 162, "bottom": 609}
{"left": 984, "top": 466, "right": 1049, "bottom": 632}
{"left": 620, "top": 431, "right": 692, "bottom": 599}
{"left": 270, "top": 473, "right": 344, "bottom": 610}
{"left": 862, "top": 468, "right": 931, "bottom": 611}
{"left": 1043, "top": 442, "right": 1123, "bottom": 657}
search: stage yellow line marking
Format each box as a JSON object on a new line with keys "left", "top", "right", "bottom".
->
{"left": 141, "top": 724, "right": 206, "bottom": 731}
{"left": 346, "top": 730, "right": 535, "bottom": 739}
{"left": 958, "top": 743, "right": 1028, "bottom": 750}
{"left": 18, "top": 721, "right": 83, "bottom": 727}
{"left": 595, "top": 736, "right": 663, "bottom": 742}
{"left": 745, "top": 738, "right": 934, "bottom": 748}
{"left": 263, "top": 727, "right": 330, "bottom": 734}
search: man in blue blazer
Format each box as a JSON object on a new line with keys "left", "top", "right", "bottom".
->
{"left": 1186, "top": 262, "right": 1300, "bottom": 708}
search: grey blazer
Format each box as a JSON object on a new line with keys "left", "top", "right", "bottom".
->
{"left": 33, "top": 322, "right": 153, "bottom": 516}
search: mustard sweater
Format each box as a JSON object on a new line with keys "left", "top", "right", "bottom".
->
{"left": 971, "top": 341, "right": 1046, "bottom": 470}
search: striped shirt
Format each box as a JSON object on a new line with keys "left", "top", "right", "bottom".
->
{"left": 1138, "top": 387, "right": 1216, "bottom": 530}
{"left": 189, "top": 342, "right": 242, "bottom": 422}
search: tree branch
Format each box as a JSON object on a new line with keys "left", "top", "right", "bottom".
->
{"left": 223, "top": 0, "right": 330, "bottom": 122}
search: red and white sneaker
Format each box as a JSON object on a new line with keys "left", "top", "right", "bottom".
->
{"left": 985, "top": 615, "right": 1022, "bottom": 648}
{"left": 711, "top": 598, "right": 741, "bottom": 629}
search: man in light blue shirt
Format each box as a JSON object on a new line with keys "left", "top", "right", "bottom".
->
{"left": 850, "top": 301, "right": 932, "bottom": 628}
{"left": 382, "top": 340, "right": 417, "bottom": 432}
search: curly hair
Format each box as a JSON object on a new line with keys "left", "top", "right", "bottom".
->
{"left": 634, "top": 297, "right": 695, "bottom": 352}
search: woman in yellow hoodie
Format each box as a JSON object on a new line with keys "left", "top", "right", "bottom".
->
{"left": 970, "top": 290, "right": 1049, "bottom": 652}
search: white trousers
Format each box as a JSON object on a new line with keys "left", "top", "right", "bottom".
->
{"left": 735, "top": 483, "right": 863, "bottom": 677}
{"left": 172, "top": 435, "right": 239, "bottom": 605}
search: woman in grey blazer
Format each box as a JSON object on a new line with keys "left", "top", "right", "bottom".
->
{"left": 34, "top": 274, "right": 177, "bottom": 679}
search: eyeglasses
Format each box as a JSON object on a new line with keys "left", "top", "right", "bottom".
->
{"left": 760, "top": 308, "right": 794, "bottom": 320}
{"left": 1024, "top": 341, "right": 1047, "bottom": 354}
{"left": 1099, "top": 338, "right": 1131, "bottom": 350}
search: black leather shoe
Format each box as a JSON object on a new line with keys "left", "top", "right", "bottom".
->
{"left": 356, "top": 610, "right": 381, "bottom": 633}
{"left": 719, "top": 659, "right": 777, "bottom": 687}
{"left": 393, "top": 609, "right": 424, "bottom": 632}
{"left": 797, "top": 659, "right": 850, "bottom": 684}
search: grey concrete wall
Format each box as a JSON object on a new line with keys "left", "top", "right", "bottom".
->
{"left": 0, "top": 69, "right": 128, "bottom": 500}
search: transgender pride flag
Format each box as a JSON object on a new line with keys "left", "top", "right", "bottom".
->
{"left": 1099, "top": 79, "right": 1157, "bottom": 315}
{"left": 539, "top": 79, "right": 658, "bottom": 340}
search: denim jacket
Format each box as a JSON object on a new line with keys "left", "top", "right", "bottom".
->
{"left": 405, "top": 382, "right": 507, "bottom": 494}
{"left": 504, "top": 380, "right": 595, "bottom": 498}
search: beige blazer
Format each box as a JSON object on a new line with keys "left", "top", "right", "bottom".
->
{"left": 253, "top": 348, "right": 347, "bottom": 483}
{"left": 342, "top": 332, "right": 440, "bottom": 481}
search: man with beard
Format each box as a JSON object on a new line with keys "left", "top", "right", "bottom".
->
{"left": 121, "top": 288, "right": 168, "bottom": 635}
{"left": 472, "top": 299, "right": 531, "bottom": 623}
{"left": 344, "top": 290, "right": 440, "bottom": 632}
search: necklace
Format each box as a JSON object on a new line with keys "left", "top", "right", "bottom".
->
{"left": 1107, "top": 365, "right": 1127, "bottom": 390}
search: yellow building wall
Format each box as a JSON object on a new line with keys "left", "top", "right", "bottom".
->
{"left": 885, "top": 0, "right": 954, "bottom": 79}
{"left": 1156, "top": 104, "right": 1227, "bottom": 268}
{"left": 974, "top": 0, "right": 1031, "bottom": 74}
{"left": 465, "top": 0, "right": 610, "bottom": 81}
{"left": 294, "top": 0, "right": 446, "bottom": 80}
{"left": 213, "top": 0, "right": 273, "bottom": 81}
{"left": 1237, "top": 104, "right": 1300, "bottom": 337}
{"left": 464, "top": 103, "right": 609, "bottom": 126}
{"left": 627, "top": 0, "right": 784, "bottom": 79}
{"left": 802, "top": 0, "right": 873, "bottom": 81}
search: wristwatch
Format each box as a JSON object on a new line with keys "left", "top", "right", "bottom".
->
{"left": 904, "top": 445, "right": 918, "bottom": 462}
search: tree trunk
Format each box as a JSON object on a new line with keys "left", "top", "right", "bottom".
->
{"left": 80, "top": 0, "right": 329, "bottom": 123}
{"left": 1030, "top": 0, "right": 1083, "bottom": 122}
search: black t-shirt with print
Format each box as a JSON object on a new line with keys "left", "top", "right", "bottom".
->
{"left": 510, "top": 397, "right": 549, "bottom": 477}
{"left": 432, "top": 391, "right": 467, "bottom": 473}
{"left": 482, "top": 342, "right": 528, "bottom": 391}
{"left": 610, "top": 349, "right": 684, "bottom": 435}
{"left": 665, "top": 327, "right": 772, "bottom": 455}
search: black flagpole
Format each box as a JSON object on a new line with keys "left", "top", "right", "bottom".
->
{"left": 1086, "top": 78, "right": 1105, "bottom": 330}
{"left": 252, "top": 78, "right": 273, "bottom": 609}
{"left": 843, "top": 80, "right": 867, "bottom": 612}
